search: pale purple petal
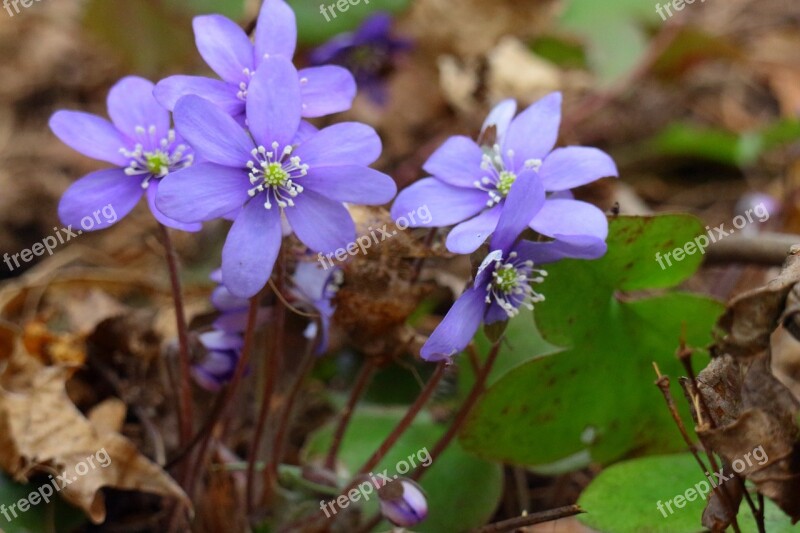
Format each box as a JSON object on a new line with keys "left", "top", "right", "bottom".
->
{"left": 174, "top": 95, "right": 254, "bottom": 166}
{"left": 490, "top": 170, "right": 545, "bottom": 253}
{"left": 49, "top": 111, "right": 129, "bottom": 166}
{"left": 391, "top": 178, "right": 487, "bottom": 227}
{"left": 293, "top": 121, "right": 319, "bottom": 144}
{"left": 156, "top": 163, "right": 249, "bottom": 223}
{"left": 516, "top": 235, "right": 608, "bottom": 263}
{"left": 58, "top": 169, "right": 143, "bottom": 230}
{"left": 154, "top": 75, "right": 244, "bottom": 116}
{"left": 297, "top": 66, "right": 356, "bottom": 117}
{"left": 254, "top": 0, "right": 297, "bottom": 60}
{"left": 529, "top": 199, "right": 608, "bottom": 240}
{"left": 293, "top": 122, "right": 381, "bottom": 167}
{"left": 199, "top": 330, "right": 244, "bottom": 351}
{"left": 539, "top": 146, "right": 618, "bottom": 192}
{"left": 445, "top": 205, "right": 502, "bottom": 254}
{"left": 145, "top": 180, "right": 202, "bottom": 232}
{"left": 481, "top": 99, "right": 517, "bottom": 145}
{"left": 222, "top": 199, "right": 283, "bottom": 298}
{"left": 302, "top": 166, "right": 396, "bottom": 205}
{"left": 422, "top": 136, "right": 484, "bottom": 187}
{"left": 247, "top": 56, "right": 301, "bottom": 148}
{"left": 503, "top": 92, "right": 562, "bottom": 166}
{"left": 284, "top": 190, "right": 355, "bottom": 253}
{"left": 420, "top": 286, "right": 485, "bottom": 361}
{"left": 106, "top": 76, "right": 170, "bottom": 144}
{"left": 193, "top": 15, "right": 255, "bottom": 83}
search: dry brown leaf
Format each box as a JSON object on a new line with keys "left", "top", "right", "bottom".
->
{"left": 0, "top": 345, "right": 190, "bottom": 524}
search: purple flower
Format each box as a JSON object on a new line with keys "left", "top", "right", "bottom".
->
{"left": 391, "top": 94, "right": 618, "bottom": 257}
{"left": 420, "top": 171, "right": 549, "bottom": 361}
{"left": 50, "top": 76, "right": 200, "bottom": 232}
{"left": 377, "top": 478, "right": 428, "bottom": 527}
{"left": 156, "top": 56, "right": 397, "bottom": 299}
{"left": 154, "top": 0, "right": 356, "bottom": 122}
{"left": 193, "top": 330, "right": 243, "bottom": 392}
{"left": 209, "top": 269, "right": 271, "bottom": 332}
{"left": 290, "top": 261, "right": 343, "bottom": 354}
{"left": 310, "top": 12, "right": 410, "bottom": 105}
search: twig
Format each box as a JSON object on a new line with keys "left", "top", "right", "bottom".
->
{"left": 704, "top": 233, "right": 800, "bottom": 266}
{"left": 158, "top": 224, "right": 193, "bottom": 447}
{"left": 474, "top": 505, "right": 585, "bottom": 533}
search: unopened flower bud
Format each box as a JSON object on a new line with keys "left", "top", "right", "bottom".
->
{"left": 378, "top": 478, "right": 428, "bottom": 527}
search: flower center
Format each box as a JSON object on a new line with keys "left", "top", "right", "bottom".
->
{"left": 247, "top": 142, "right": 309, "bottom": 209}
{"left": 473, "top": 144, "right": 542, "bottom": 208}
{"left": 484, "top": 251, "right": 548, "bottom": 318}
{"left": 121, "top": 127, "right": 194, "bottom": 188}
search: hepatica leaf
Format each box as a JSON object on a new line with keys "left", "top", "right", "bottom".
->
{"left": 302, "top": 408, "right": 502, "bottom": 533}
{"left": 577, "top": 454, "right": 795, "bottom": 533}
{"left": 460, "top": 215, "right": 724, "bottom": 470}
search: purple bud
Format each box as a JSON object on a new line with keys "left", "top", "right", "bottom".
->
{"left": 378, "top": 478, "right": 428, "bottom": 527}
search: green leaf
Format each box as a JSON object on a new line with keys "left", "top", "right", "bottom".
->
{"left": 0, "top": 472, "right": 86, "bottom": 533}
{"left": 460, "top": 215, "right": 724, "bottom": 469}
{"left": 287, "top": 0, "right": 410, "bottom": 45}
{"left": 559, "top": 0, "right": 658, "bottom": 83}
{"left": 577, "top": 453, "right": 796, "bottom": 533}
{"left": 302, "top": 408, "right": 503, "bottom": 533}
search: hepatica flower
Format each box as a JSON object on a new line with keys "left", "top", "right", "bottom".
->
{"left": 155, "top": 0, "right": 355, "bottom": 122}
{"left": 421, "top": 171, "right": 549, "bottom": 361}
{"left": 193, "top": 330, "right": 243, "bottom": 392}
{"left": 290, "top": 261, "right": 343, "bottom": 354}
{"left": 310, "top": 12, "right": 410, "bottom": 105}
{"left": 50, "top": 76, "right": 200, "bottom": 232}
{"left": 391, "top": 93, "right": 618, "bottom": 257}
{"left": 156, "top": 56, "right": 396, "bottom": 298}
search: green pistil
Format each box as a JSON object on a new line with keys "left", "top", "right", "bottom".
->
{"left": 264, "top": 162, "right": 289, "bottom": 187}
{"left": 145, "top": 151, "right": 170, "bottom": 176}
{"left": 493, "top": 266, "right": 518, "bottom": 293}
{"left": 496, "top": 170, "right": 517, "bottom": 197}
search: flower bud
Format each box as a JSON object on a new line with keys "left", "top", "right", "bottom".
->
{"left": 378, "top": 478, "right": 428, "bottom": 527}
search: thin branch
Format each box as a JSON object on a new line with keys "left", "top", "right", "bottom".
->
{"left": 475, "top": 505, "right": 585, "bottom": 533}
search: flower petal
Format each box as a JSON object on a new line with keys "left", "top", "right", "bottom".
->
{"left": 302, "top": 166, "right": 396, "bottom": 205}
{"left": 293, "top": 121, "right": 319, "bottom": 145}
{"left": 49, "top": 111, "right": 129, "bottom": 166}
{"left": 174, "top": 95, "right": 254, "bottom": 166}
{"left": 445, "top": 205, "right": 502, "bottom": 254}
{"left": 58, "top": 169, "right": 143, "bottom": 230}
{"left": 481, "top": 99, "right": 517, "bottom": 145}
{"left": 516, "top": 235, "right": 608, "bottom": 263}
{"left": 106, "top": 76, "right": 170, "bottom": 144}
{"left": 422, "top": 136, "right": 484, "bottom": 187}
{"left": 156, "top": 163, "right": 249, "bottom": 223}
{"left": 222, "top": 199, "right": 283, "bottom": 298}
{"left": 254, "top": 0, "right": 297, "bottom": 60}
{"left": 193, "top": 15, "right": 254, "bottom": 83}
{"left": 154, "top": 75, "right": 244, "bottom": 116}
{"left": 145, "top": 180, "right": 202, "bottom": 232}
{"left": 297, "top": 66, "right": 356, "bottom": 117}
{"left": 246, "top": 56, "right": 301, "bottom": 148}
{"left": 539, "top": 146, "right": 618, "bottom": 191}
{"left": 420, "top": 286, "right": 485, "bottom": 361}
{"left": 490, "top": 170, "right": 545, "bottom": 253}
{"left": 390, "top": 178, "right": 487, "bottom": 227}
{"left": 503, "top": 92, "right": 562, "bottom": 165}
{"left": 284, "top": 190, "right": 355, "bottom": 253}
{"left": 293, "top": 122, "right": 381, "bottom": 167}
{"left": 529, "top": 199, "right": 608, "bottom": 240}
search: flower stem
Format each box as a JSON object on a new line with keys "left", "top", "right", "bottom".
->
{"left": 324, "top": 358, "right": 377, "bottom": 471}
{"left": 410, "top": 342, "right": 501, "bottom": 481}
{"left": 159, "top": 224, "right": 193, "bottom": 447}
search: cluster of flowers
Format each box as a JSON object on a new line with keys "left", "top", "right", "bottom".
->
{"left": 49, "top": 0, "right": 616, "bottom": 388}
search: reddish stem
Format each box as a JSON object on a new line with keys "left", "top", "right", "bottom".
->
{"left": 324, "top": 359, "right": 377, "bottom": 470}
